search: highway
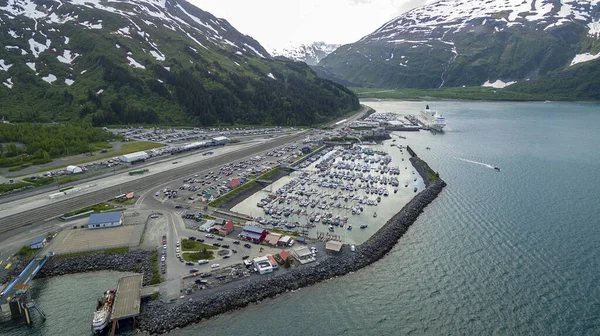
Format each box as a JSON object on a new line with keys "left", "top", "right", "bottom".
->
{"left": 0, "top": 132, "right": 307, "bottom": 235}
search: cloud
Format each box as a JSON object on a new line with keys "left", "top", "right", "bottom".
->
{"left": 195, "top": 0, "right": 434, "bottom": 49}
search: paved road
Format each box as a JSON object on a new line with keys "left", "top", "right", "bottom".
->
{"left": 0, "top": 132, "right": 307, "bottom": 235}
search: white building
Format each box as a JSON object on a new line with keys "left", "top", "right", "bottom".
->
{"left": 199, "top": 220, "right": 216, "bottom": 232}
{"left": 212, "top": 136, "right": 230, "bottom": 145}
{"left": 253, "top": 256, "right": 274, "bottom": 275}
{"left": 119, "top": 151, "right": 149, "bottom": 163}
{"left": 87, "top": 212, "right": 123, "bottom": 229}
{"left": 65, "top": 165, "right": 83, "bottom": 174}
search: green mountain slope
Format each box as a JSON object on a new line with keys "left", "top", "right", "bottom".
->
{"left": 0, "top": 0, "right": 359, "bottom": 125}
{"left": 316, "top": 0, "right": 600, "bottom": 99}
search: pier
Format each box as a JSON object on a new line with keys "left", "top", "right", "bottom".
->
{"left": 109, "top": 274, "right": 159, "bottom": 336}
{"left": 0, "top": 253, "right": 49, "bottom": 325}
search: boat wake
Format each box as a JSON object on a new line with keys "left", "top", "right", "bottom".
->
{"left": 456, "top": 158, "right": 496, "bottom": 169}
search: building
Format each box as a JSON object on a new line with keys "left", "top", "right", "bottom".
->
{"left": 227, "top": 178, "right": 241, "bottom": 189}
{"left": 87, "top": 212, "right": 123, "bottom": 229}
{"left": 266, "top": 255, "right": 279, "bottom": 269}
{"left": 29, "top": 237, "right": 47, "bottom": 249}
{"left": 253, "top": 256, "right": 273, "bottom": 275}
{"left": 199, "top": 220, "right": 215, "bottom": 232}
{"left": 264, "top": 233, "right": 282, "bottom": 246}
{"left": 212, "top": 136, "right": 230, "bottom": 145}
{"left": 325, "top": 240, "right": 343, "bottom": 254}
{"left": 118, "top": 151, "right": 149, "bottom": 163}
{"left": 278, "top": 250, "right": 290, "bottom": 262}
{"left": 277, "top": 236, "right": 292, "bottom": 247}
{"left": 217, "top": 221, "right": 234, "bottom": 236}
{"left": 291, "top": 246, "right": 316, "bottom": 264}
{"left": 65, "top": 165, "right": 83, "bottom": 174}
{"left": 238, "top": 225, "right": 268, "bottom": 243}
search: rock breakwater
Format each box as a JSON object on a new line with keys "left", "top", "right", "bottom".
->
{"left": 138, "top": 154, "right": 446, "bottom": 334}
{"left": 37, "top": 250, "right": 154, "bottom": 286}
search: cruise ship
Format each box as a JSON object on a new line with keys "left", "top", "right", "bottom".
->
{"left": 92, "top": 289, "right": 116, "bottom": 333}
{"left": 418, "top": 105, "right": 447, "bottom": 131}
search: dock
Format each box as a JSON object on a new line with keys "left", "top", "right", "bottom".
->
{"left": 109, "top": 274, "right": 159, "bottom": 336}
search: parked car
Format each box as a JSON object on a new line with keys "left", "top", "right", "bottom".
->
{"left": 197, "top": 260, "right": 209, "bottom": 265}
{"left": 210, "top": 264, "right": 220, "bottom": 268}
{"left": 222, "top": 255, "right": 230, "bottom": 259}
{"left": 244, "top": 243, "right": 252, "bottom": 248}
{"left": 197, "top": 238, "right": 205, "bottom": 243}
{"left": 231, "top": 249, "right": 237, "bottom": 253}
{"left": 216, "top": 237, "right": 224, "bottom": 241}
{"left": 221, "top": 244, "right": 230, "bottom": 249}
{"left": 233, "top": 240, "right": 240, "bottom": 245}
{"left": 242, "top": 255, "right": 250, "bottom": 260}
{"left": 212, "top": 243, "right": 221, "bottom": 247}
{"left": 185, "top": 262, "right": 194, "bottom": 266}
{"left": 205, "top": 234, "right": 214, "bottom": 239}
{"left": 189, "top": 268, "right": 199, "bottom": 273}
{"left": 189, "top": 236, "right": 196, "bottom": 241}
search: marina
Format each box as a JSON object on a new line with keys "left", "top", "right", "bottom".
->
{"left": 232, "top": 141, "right": 425, "bottom": 245}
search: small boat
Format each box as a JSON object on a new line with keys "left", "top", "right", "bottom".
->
{"left": 494, "top": 166, "right": 501, "bottom": 171}
{"left": 426, "top": 147, "right": 431, "bottom": 150}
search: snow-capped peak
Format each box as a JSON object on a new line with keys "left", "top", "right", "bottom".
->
{"left": 271, "top": 42, "right": 341, "bottom": 65}
{"left": 367, "top": 0, "right": 600, "bottom": 42}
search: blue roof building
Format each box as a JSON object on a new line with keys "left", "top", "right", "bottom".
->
{"left": 30, "top": 237, "right": 47, "bottom": 249}
{"left": 88, "top": 212, "right": 124, "bottom": 229}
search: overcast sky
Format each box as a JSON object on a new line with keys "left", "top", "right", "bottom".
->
{"left": 193, "top": 0, "right": 432, "bottom": 50}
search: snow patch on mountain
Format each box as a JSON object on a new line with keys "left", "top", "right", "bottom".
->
{"left": 3, "top": 78, "right": 13, "bottom": 89}
{"left": 42, "top": 74, "right": 57, "bottom": 84}
{"left": 482, "top": 80, "right": 516, "bottom": 88}
{"left": 57, "top": 50, "right": 80, "bottom": 64}
{"left": 0, "top": 60, "right": 13, "bottom": 72}
{"left": 570, "top": 52, "right": 600, "bottom": 66}
{"left": 65, "top": 78, "right": 75, "bottom": 86}
{"left": 26, "top": 62, "right": 36, "bottom": 72}
{"left": 29, "top": 38, "right": 49, "bottom": 58}
{"left": 127, "top": 56, "right": 146, "bottom": 69}
{"left": 150, "top": 50, "right": 165, "bottom": 61}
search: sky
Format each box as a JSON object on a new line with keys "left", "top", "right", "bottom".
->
{"left": 193, "top": 0, "right": 432, "bottom": 51}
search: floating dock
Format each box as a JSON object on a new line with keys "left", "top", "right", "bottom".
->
{"left": 109, "top": 274, "right": 159, "bottom": 336}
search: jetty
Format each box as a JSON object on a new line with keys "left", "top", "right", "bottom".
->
{"left": 109, "top": 274, "right": 159, "bottom": 336}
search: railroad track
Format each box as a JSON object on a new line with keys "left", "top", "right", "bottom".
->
{"left": 0, "top": 132, "right": 306, "bottom": 235}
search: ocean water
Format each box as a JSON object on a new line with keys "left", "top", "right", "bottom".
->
{"left": 2, "top": 100, "right": 599, "bottom": 335}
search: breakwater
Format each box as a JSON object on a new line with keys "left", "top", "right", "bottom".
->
{"left": 137, "top": 154, "right": 446, "bottom": 334}
{"left": 36, "top": 251, "right": 154, "bottom": 286}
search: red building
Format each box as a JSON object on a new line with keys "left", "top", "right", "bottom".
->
{"left": 239, "top": 225, "right": 268, "bottom": 243}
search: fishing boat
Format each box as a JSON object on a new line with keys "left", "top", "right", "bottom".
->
{"left": 92, "top": 289, "right": 116, "bottom": 334}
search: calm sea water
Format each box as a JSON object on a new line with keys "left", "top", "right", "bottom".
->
{"left": 2, "top": 100, "right": 599, "bottom": 335}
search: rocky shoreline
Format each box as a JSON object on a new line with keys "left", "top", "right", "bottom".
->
{"left": 36, "top": 250, "right": 155, "bottom": 286}
{"left": 137, "top": 154, "right": 446, "bottom": 334}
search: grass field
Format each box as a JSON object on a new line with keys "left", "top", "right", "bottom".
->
{"left": 181, "top": 239, "right": 219, "bottom": 252}
{"left": 182, "top": 251, "right": 215, "bottom": 261}
{"left": 63, "top": 202, "right": 118, "bottom": 217}
{"left": 351, "top": 86, "right": 552, "bottom": 101}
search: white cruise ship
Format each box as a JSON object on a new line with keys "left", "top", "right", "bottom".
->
{"left": 418, "top": 105, "right": 447, "bottom": 131}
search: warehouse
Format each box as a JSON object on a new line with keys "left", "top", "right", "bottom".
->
{"left": 88, "top": 212, "right": 124, "bottom": 229}
{"left": 118, "top": 151, "right": 149, "bottom": 163}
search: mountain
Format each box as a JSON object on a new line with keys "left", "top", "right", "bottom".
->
{"left": 271, "top": 42, "right": 341, "bottom": 65}
{"left": 316, "top": 0, "right": 600, "bottom": 98}
{"left": 0, "top": 0, "right": 359, "bottom": 125}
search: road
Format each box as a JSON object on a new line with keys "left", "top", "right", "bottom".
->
{"left": 0, "top": 131, "right": 307, "bottom": 235}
